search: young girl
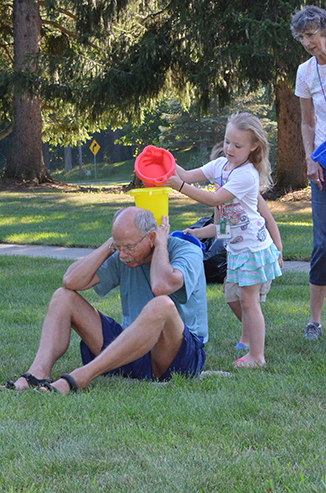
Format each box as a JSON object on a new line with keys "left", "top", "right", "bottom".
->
{"left": 182, "top": 143, "right": 283, "bottom": 352}
{"left": 166, "top": 112, "right": 282, "bottom": 368}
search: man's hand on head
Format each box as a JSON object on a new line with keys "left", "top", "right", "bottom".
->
{"left": 154, "top": 215, "right": 170, "bottom": 248}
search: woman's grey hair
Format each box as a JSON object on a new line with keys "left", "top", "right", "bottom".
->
{"left": 113, "top": 208, "right": 157, "bottom": 235}
{"left": 291, "top": 5, "right": 326, "bottom": 39}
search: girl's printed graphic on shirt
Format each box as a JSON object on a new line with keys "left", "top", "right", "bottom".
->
{"left": 257, "top": 224, "right": 268, "bottom": 242}
{"left": 230, "top": 235, "right": 244, "bottom": 244}
{"left": 225, "top": 203, "right": 249, "bottom": 230}
{"left": 215, "top": 169, "right": 269, "bottom": 245}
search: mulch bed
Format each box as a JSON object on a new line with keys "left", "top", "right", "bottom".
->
{"left": 262, "top": 184, "right": 311, "bottom": 202}
{"left": 0, "top": 179, "right": 131, "bottom": 194}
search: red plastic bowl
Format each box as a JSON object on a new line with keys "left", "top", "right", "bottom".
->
{"left": 134, "top": 146, "right": 176, "bottom": 187}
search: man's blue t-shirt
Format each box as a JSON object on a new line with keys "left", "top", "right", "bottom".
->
{"left": 93, "top": 236, "right": 208, "bottom": 343}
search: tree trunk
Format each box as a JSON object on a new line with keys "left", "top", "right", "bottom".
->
{"left": 5, "top": 0, "right": 53, "bottom": 183}
{"left": 275, "top": 85, "right": 308, "bottom": 191}
{"left": 42, "top": 142, "right": 50, "bottom": 170}
{"left": 130, "top": 174, "right": 143, "bottom": 189}
{"left": 64, "top": 145, "right": 72, "bottom": 172}
{"left": 78, "top": 143, "right": 83, "bottom": 176}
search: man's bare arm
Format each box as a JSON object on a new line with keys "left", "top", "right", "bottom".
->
{"left": 63, "top": 238, "right": 115, "bottom": 291}
{"left": 150, "top": 216, "right": 184, "bottom": 296}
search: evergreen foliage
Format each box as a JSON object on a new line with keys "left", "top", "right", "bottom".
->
{"left": 0, "top": 0, "right": 312, "bottom": 186}
{"left": 2, "top": 0, "right": 306, "bottom": 134}
{"left": 0, "top": 2, "right": 14, "bottom": 126}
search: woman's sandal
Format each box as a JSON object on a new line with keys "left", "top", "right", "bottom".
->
{"left": 41, "top": 373, "right": 80, "bottom": 395}
{"left": 5, "top": 372, "right": 53, "bottom": 390}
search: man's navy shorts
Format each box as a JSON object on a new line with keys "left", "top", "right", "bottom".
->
{"left": 80, "top": 311, "right": 206, "bottom": 381}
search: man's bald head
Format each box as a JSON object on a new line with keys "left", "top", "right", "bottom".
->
{"left": 112, "top": 207, "right": 157, "bottom": 236}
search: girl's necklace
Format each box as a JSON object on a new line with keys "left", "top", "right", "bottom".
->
{"left": 217, "top": 157, "right": 249, "bottom": 237}
{"left": 220, "top": 157, "right": 249, "bottom": 186}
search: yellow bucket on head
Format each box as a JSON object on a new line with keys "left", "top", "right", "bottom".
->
{"left": 129, "top": 187, "right": 172, "bottom": 226}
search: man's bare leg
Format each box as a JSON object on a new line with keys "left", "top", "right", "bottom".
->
{"left": 7, "top": 287, "right": 103, "bottom": 390}
{"left": 44, "top": 295, "right": 185, "bottom": 395}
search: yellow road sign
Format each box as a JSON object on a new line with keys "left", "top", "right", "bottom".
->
{"left": 90, "top": 139, "right": 100, "bottom": 156}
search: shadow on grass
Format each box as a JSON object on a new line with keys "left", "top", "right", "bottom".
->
{"left": 0, "top": 190, "right": 314, "bottom": 259}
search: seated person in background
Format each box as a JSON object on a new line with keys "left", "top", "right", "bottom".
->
{"left": 3, "top": 207, "right": 208, "bottom": 395}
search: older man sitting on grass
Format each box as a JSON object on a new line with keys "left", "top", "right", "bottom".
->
{"left": 2, "top": 206, "right": 208, "bottom": 395}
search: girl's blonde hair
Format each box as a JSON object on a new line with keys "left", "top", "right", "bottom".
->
{"left": 227, "top": 112, "right": 272, "bottom": 191}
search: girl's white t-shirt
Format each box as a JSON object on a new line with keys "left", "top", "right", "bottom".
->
{"left": 295, "top": 56, "right": 326, "bottom": 148}
{"left": 200, "top": 157, "right": 272, "bottom": 254}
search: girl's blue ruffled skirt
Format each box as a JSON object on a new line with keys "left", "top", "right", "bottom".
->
{"left": 227, "top": 243, "right": 282, "bottom": 286}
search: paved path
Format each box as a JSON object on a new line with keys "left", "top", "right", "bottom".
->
{"left": 0, "top": 243, "right": 310, "bottom": 272}
{"left": 0, "top": 243, "right": 95, "bottom": 260}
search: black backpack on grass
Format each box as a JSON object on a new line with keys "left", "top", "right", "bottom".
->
{"left": 188, "top": 216, "right": 227, "bottom": 284}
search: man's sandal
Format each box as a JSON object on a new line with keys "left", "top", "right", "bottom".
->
{"left": 41, "top": 373, "right": 80, "bottom": 395}
{"left": 5, "top": 372, "right": 53, "bottom": 390}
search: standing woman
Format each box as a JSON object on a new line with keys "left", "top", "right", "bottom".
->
{"left": 291, "top": 6, "right": 326, "bottom": 340}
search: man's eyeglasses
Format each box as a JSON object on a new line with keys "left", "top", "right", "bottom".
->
{"left": 296, "top": 28, "right": 320, "bottom": 42}
{"left": 110, "top": 233, "right": 149, "bottom": 254}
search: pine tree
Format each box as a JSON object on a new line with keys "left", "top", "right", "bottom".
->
{"left": 5, "top": 0, "right": 51, "bottom": 183}
{"left": 2, "top": 0, "right": 132, "bottom": 183}
{"left": 1, "top": 0, "right": 310, "bottom": 188}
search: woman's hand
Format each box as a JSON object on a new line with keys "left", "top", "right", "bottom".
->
{"left": 307, "top": 157, "right": 324, "bottom": 190}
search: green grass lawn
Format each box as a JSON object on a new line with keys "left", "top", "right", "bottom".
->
{"left": 1, "top": 256, "right": 326, "bottom": 492}
{"left": 51, "top": 148, "right": 204, "bottom": 185}
{"left": 0, "top": 190, "right": 323, "bottom": 492}
{"left": 52, "top": 158, "right": 136, "bottom": 184}
{"left": 0, "top": 190, "right": 313, "bottom": 261}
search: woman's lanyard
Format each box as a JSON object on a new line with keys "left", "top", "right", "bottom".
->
{"left": 316, "top": 57, "right": 326, "bottom": 103}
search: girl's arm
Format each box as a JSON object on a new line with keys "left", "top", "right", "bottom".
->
{"left": 183, "top": 207, "right": 220, "bottom": 239}
{"left": 167, "top": 174, "right": 235, "bottom": 206}
{"left": 214, "top": 207, "right": 221, "bottom": 223}
{"left": 183, "top": 223, "right": 216, "bottom": 239}
{"left": 257, "top": 194, "right": 283, "bottom": 267}
{"left": 175, "top": 164, "right": 207, "bottom": 183}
